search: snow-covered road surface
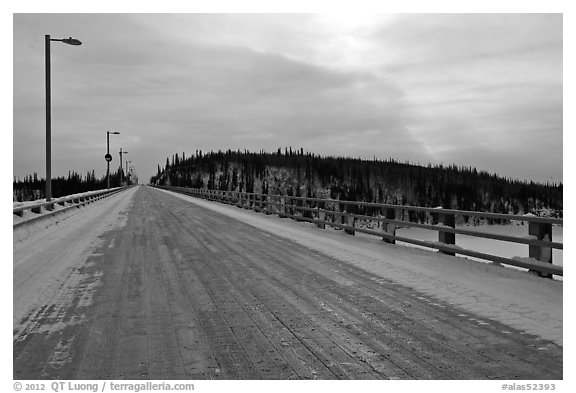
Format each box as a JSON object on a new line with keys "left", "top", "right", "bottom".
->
{"left": 159, "top": 187, "right": 563, "bottom": 346}
{"left": 13, "top": 186, "right": 562, "bottom": 379}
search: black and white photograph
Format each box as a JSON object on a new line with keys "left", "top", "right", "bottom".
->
{"left": 7, "top": 2, "right": 571, "bottom": 391}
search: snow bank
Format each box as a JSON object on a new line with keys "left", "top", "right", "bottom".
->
{"left": 155, "top": 187, "right": 563, "bottom": 346}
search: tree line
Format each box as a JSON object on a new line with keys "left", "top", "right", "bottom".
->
{"left": 150, "top": 148, "right": 562, "bottom": 219}
{"left": 13, "top": 168, "right": 129, "bottom": 202}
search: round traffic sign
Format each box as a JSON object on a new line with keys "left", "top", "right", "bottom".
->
{"left": 104, "top": 153, "right": 112, "bottom": 162}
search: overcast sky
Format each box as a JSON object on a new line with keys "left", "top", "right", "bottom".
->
{"left": 12, "top": 13, "right": 563, "bottom": 183}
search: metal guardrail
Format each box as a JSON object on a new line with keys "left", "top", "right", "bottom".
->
{"left": 13, "top": 187, "right": 127, "bottom": 228}
{"left": 155, "top": 185, "right": 563, "bottom": 278}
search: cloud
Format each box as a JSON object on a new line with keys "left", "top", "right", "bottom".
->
{"left": 14, "top": 15, "right": 423, "bottom": 180}
{"left": 367, "top": 14, "right": 563, "bottom": 181}
{"left": 13, "top": 14, "right": 562, "bottom": 183}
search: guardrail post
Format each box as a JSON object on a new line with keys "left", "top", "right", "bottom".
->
{"left": 264, "top": 195, "right": 271, "bottom": 215}
{"left": 331, "top": 202, "right": 337, "bottom": 224}
{"left": 529, "top": 222, "right": 553, "bottom": 278}
{"left": 344, "top": 211, "right": 355, "bottom": 236}
{"left": 438, "top": 213, "right": 456, "bottom": 255}
{"left": 317, "top": 201, "right": 326, "bottom": 229}
{"left": 383, "top": 208, "right": 396, "bottom": 244}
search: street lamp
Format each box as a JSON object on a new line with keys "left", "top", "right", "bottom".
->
{"left": 45, "top": 35, "right": 82, "bottom": 202}
{"left": 106, "top": 131, "right": 120, "bottom": 189}
{"left": 126, "top": 160, "right": 132, "bottom": 179}
{"left": 119, "top": 148, "right": 128, "bottom": 184}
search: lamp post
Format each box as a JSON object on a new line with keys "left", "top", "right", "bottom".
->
{"left": 119, "top": 148, "right": 128, "bottom": 184}
{"left": 45, "top": 35, "right": 82, "bottom": 202}
{"left": 106, "top": 131, "right": 120, "bottom": 189}
{"left": 126, "top": 160, "right": 132, "bottom": 182}
{"left": 130, "top": 166, "right": 137, "bottom": 185}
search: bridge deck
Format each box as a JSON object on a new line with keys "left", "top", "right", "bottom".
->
{"left": 13, "top": 186, "right": 562, "bottom": 379}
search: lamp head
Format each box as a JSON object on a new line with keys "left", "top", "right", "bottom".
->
{"left": 62, "top": 37, "right": 82, "bottom": 46}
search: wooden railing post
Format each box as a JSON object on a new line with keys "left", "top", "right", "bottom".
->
{"left": 383, "top": 207, "right": 396, "bottom": 244}
{"left": 317, "top": 200, "right": 326, "bottom": 229}
{"left": 264, "top": 194, "right": 270, "bottom": 214}
{"left": 278, "top": 197, "right": 285, "bottom": 217}
{"left": 332, "top": 202, "right": 337, "bottom": 224}
{"left": 439, "top": 213, "right": 456, "bottom": 255}
{"left": 344, "top": 207, "right": 355, "bottom": 236}
{"left": 529, "top": 221, "right": 553, "bottom": 278}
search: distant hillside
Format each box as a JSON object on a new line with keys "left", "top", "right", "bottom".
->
{"left": 150, "top": 149, "right": 562, "bottom": 218}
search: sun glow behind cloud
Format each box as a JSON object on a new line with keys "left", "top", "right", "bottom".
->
{"left": 303, "top": 14, "right": 397, "bottom": 71}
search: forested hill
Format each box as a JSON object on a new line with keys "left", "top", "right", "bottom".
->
{"left": 150, "top": 149, "right": 562, "bottom": 218}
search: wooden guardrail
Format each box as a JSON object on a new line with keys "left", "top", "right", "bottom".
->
{"left": 13, "top": 187, "right": 127, "bottom": 228}
{"left": 155, "top": 185, "right": 563, "bottom": 278}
